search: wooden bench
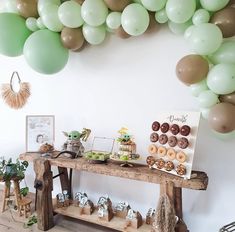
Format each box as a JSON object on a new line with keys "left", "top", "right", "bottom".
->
{"left": 20, "top": 152, "right": 208, "bottom": 232}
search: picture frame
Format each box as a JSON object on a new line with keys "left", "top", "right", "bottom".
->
{"left": 26, "top": 115, "right": 55, "bottom": 152}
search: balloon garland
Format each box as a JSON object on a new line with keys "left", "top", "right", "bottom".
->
{"left": 0, "top": 0, "right": 235, "bottom": 138}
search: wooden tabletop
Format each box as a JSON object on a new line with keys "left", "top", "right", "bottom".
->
{"left": 20, "top": 152, "right": 208, "bottom": 191}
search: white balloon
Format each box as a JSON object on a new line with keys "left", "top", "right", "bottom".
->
{"left": 82, "top": 24, "right": 106, "bottom": 45}
{"left": 198, "top": 90, "right": 218, "bottom": 108}
{"left": 37, "top": 17, "right": 46, "bottom": 29}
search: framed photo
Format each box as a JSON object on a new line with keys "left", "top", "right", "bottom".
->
{"left": 26, "top": 115, "right": 55, "bottom": 152}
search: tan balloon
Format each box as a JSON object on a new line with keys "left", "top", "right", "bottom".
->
{"left": 104, "top": 0, "right": 131, "bottom": 12}
{"left": 227, "top": 0, "right": 235, "bottom": 8}
{"left": 176, "top": 55, "right": 209, "bottom": 85}
{"left": 61, "top": 27, "right": 85, "bottom": 51}
{"left": 115, "top": 26, "right": 131, "bottom": 39}
{"left": 16, "top": 0, "right": 38, "bottom": 18}
{"left": 211, "top": 7, "right": 235, "bottom": 38}
{"left": 208, "top": 102, "right": 235, "bottom": 133}
{"left": 74, "top": 0, "right": 85, "bottom": 5}
{"left": 219, "top": 92, "right": 235, "bottom": 106}
{"left": 146, "top": 12, "right": 160, "bottom": 34}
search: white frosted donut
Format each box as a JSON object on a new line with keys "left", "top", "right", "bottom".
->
{"left": 157, "top": 146, "right": 167, "bottom": 157}
{"left": 148, "top": 144, "right": 158, "bottom": 155}
{"left": 176, "top": 151, "right": 187, "bottom": 163}
{"left": 167, "top": 148, "right": 176, "bottom": 160}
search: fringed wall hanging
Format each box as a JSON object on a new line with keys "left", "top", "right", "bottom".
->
{"left": 1, "top": 71, "right": 31, "bottom": 109}
{"left": 152, "top": 194, "right": 177, "bottom": 232}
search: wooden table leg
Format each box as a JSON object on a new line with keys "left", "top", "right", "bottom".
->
{"left": 34, "top": 159, "right": 54, "bottom": 231}
{"left": 58, "top": 167, "right": 72, "bottom": 198}
{"left": 174, "top": 187, "right": 189, "bottom": 232}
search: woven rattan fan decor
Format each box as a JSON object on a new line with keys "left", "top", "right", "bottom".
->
{"left": 1, "top": 71, "right": 30, "bottom": 109}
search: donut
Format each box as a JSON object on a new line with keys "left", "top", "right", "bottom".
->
{"left": 176, "top": 151, "right": 187, "bottom": 163}
{"left": 176, "top": 164, "right": 187, "bottom": 176}
{"left": 148, "top": 144, "right": 158, "bottom": 155}
{"left": 160, "top": 123, "right": 169, "bottom": 133}
{"left": 178, "top": 137, "right": 189, "bottom": 149}
{"left": 170, "top": 124, "right": 180, "bottom": 135}
{"left": 152, "top": 121, "right": 160, "bottom": 131}
{"left": 164, "top": 161, "right": 175, "bottom": 171}
{"left": 167, "top": 148, "right": 176, "bottom": 160}
{"left": 150, "top": 132, "right": 159, "bottom": 143}
{"left": 146, "top": 156, "right": 155, "bottom": 166}
{"left": 168, "top": 136, "right": 177, "bottom": 147}
{"left": 155, "top": 158, "right": 165, "bottom": 169}
{"left": 180, "top": 125, "right": 191, "bottom": 136}
{"left": 159, "top": 134, "right": 168, "bottom": 145}
{"left": 157, "top": 146, "right": 167, "bottom": 157}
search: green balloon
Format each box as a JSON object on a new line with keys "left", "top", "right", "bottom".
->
{"left": 166, "top": 0, "right": 196, "bottom": 23}
{"left": 0, "top": 13, "right": 31, "bottom": 57}
{"left": 58, "top": 1, "right": 84, "bottom": 28}
{"left": 26, "top": 17, "right": 39, "bottom": 32}
{"left": 121, "top": 3, "right": 150, "bottom": 36}
{"left": 209, "top": 41, "right": 235, "bottom": 65}
{"left": 188, "top": 23, "right": 223, "bottom": 55}
{"left": 81, "top": 0, "right": 108, "bottom": 27}
{"left": 190, "top": 79, "right": 208, "bottom": 97}
{"left": 23, "top": 29, "right": 69, "bottom": 74}
{"left": 82, "top": 24, "right": 106, "bottom": 45}
{"left": 200, "top": 0, "right": 229, "bottom": 11}
{"left": 184, "top": 25, "right": 195, "bottom": 40}
{"left": 198, "top": 90, "right": 218, "bottom": 108}
{"left": 155, "top": 9, "right": 168, "bottom": 24}
{"left": 141, "top": 0, "right": 167, "bottom": 12}
{"left": 106, "top": 12, "right": 121, "bottom": 30}
{"left": 168, "top": 19, "right": 192, "bottom": 35}
{"left": 38, "top": 0, "right": 61, "bottom": 16}
{"left": 192, "top": 9, "right": 210, "bottom": 25}
{"left": 207, "top": 64, "right": 235, "bottom": 95}
{"left": 37, "top": 17, "right": 46, "bottom": 29}
{"left": 200, "top": 107, "right": 210, "bottom": 119}
{"left": 41, "top": 3, "right": 63, "bottom": 32}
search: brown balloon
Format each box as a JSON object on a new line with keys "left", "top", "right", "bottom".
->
{"left": 208, "top": 102, "right": 235, "bottom": 133}
{"left": 227, "top": 0, "right": 235, "bottom": 8}
{"left": 219, "top": 92, "right": 235, "bottom": 106}
{"left": 104, "top": 0, "right": 131, "bottom": 12}
{"left": 16, "top": 0, "right": 38, "bottom": 18}
{"left": 211, "top": 7, "right": 235, "bottom": 38}
{"left": 176, "top": 55, "right": 209, "bottom": 85}
{"left": 61, "top": 27, "right": 85, "bottom": 51}
{"left": 146, "top": 12, "right": 160, "bottom": 34}
{"left": 74, "top": 0, "right": 85, "bottom": 5}
{"left": 115, "top": 26, "right": 131, "bottom": 39}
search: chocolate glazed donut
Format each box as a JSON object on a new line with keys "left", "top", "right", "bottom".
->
{"left": 180, "top": 125, "right": 191, "bottom": 136}
{"left": 150, "top": 132, "right": 159, "bottom": 142}
{"left": 170, "top": 124, "right": 180, "bottom": 135}
{"left": 160, "top": 123, "right": 169, "bottom": 133}
{"left": 152, "top": 121, "right": 160, "bottom": 131}
{"left": 159, "top": 134, "right": 168, "bottom": 145}
{"left": 178, "top": 137, "right": 189, "bottom": 149}
{"left": 168, "top": 136, "right": 177, "bottom": 147}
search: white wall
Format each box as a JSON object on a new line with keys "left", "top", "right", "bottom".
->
{"left": 0, "top": 26, "right": 234, "bottom": 232}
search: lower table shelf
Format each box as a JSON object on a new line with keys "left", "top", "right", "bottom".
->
{"left": 53, "top": 203, "right": 151, "bottom": 232}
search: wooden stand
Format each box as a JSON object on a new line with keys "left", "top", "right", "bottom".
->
{"left": 20, "top": 152, "right": 208, "bottom": 232}
{"left": 19, "top": 198, "right": 32, "bottom": 218}
{"left": 1, "top": 179, "right": 22, "bottom": 213}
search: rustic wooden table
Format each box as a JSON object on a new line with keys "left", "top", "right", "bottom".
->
{"left": 20, "top": 152, "right": 208, "bottom": 232}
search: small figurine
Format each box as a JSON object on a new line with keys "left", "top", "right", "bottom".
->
{"left": 97, "top": 196, "right": 113, "bottom": 222}
{"left": 39, "top": 143, "right": 54, "bottom": 156}
{"left": 126, "top": 209, "right": 143, "bottom": 229}
{"left": 146, "top": 208, "right": 156, "bottom": 225}
{"left": 74, "top": 192, "right": 94, "bottom": 215}
{"left": 62, "top": 128, "right": 91, "bottom": 158}
{"left": 56, "top": 190, "right": 70, "bottom": 208}
{"left": 115, "top": 201, "right": 131, "bottom": 219}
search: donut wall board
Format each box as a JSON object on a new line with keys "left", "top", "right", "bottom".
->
{"left": 147, "top": 111, "right": 201, "bottom": 179}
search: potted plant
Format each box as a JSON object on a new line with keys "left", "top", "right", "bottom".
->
{"left": 0, "top": 158, "right": 29, "bottom": 194}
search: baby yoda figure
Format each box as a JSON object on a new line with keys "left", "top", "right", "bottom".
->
{"left": 62, "top": 129, "right": 91, "bottom": 158}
